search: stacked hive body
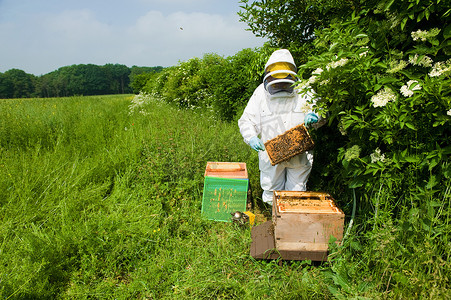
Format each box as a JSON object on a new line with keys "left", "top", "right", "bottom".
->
{"left": 272, "top": 191, "right": 345, "bottom": 261}
{"left": 264, "top": 124, "right": 314, "bottom": 166}
{"left": 201, "top": 162, "right": 249, "bottom": 222}
{"left": 251, "top": 191, "right": 345, "bottom": 261}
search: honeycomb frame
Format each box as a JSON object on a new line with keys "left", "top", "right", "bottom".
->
{"left": 264, "top": 123, "right": 315, "bottom": 166}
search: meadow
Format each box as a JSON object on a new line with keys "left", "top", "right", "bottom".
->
{"left": 0, "top": 95, "right": 334, "bottom": 299}
{"left": 1, "top": 94, "right": 449, "bottom": 299}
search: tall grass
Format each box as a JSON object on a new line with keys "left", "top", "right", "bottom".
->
{"left": 0, "top": 95, "right": 324, "bottom": 299}
{"left": 0, "top": 95, "right": 449, "bottom": 299}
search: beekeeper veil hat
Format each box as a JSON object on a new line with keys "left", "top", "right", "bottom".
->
{"left": 263, "top": 49, "right": 297, "bottom": 95}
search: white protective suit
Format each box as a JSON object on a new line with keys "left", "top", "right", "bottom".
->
{"left": 238, "top": 49, "right": 325, "bottom": 204}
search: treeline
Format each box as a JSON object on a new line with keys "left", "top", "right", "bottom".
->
{"left": 0, "top": 64, "right": 163, "bottom": 98}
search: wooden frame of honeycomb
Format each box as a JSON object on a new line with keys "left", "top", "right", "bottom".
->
{"left": 264, "top": 123, "right": 314, "bottom": 166}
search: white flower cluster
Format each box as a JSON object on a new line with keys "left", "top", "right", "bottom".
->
{"left": 411, "top": 29, "right": 428, "bottom": 41}
{"left": 129, "top": 92, "right": 152, "bottom": 115}
{"left": 359, "top": 51, "right": 369, "bottom": 58}
{"left": 411, "top": 28, "right": 440, "bottom": 42}
{"left": 400, "top": 80, "right": 422, "bottom": 97}
{"left": 344, "top": 145, "right": 361, "bottom": 162}
{"left": 320, "top": 79, "right": 330, "bottom": 86}
{"left": 308, "top": 68, "right": 324, "bottom": 85}
{"left": 326, "top": 58, "right": 349, "bottom": 70}
{"left": 313, "top": 68, "right": 324, "bottom": 75}
{"left": 358, "top": 47, "right": 370, "bottom": 58}
{"left": 298, "top": 102, "right": 313, "bottom": 113}
{"left": 298, "top": 68, "right": 324, "bottom": 90}
{"left": 409, "top": 54, "right": 433, "bottom": 68}
{"left": 371, "top": 87, "right": 397, "bottom": 108}
{"left": 387, "top": 60, "right": 408, "bottom": 73}
{"left": 370, "top": 148, "right": 385, "bottom": 163}
{"left": 338, "top": 121, "right": 347, "bottom": 136}
{"left": 447, "top": 109, "right": 451, "bottom": 116}
{"left": 429, "top": 60, "right": 451, "bottom": 77}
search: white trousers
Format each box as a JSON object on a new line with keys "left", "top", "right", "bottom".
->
{"left": 259, "top": 150, "right": 314, "bottom": 205}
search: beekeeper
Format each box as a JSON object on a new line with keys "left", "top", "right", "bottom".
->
{"left": 238, "top": 49, "right": 325, "bottom": 205}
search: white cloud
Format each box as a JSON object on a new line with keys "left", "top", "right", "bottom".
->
{"left": 125, "top": 10, "right": 261, "bottom": 65}
{"left": 43, "top": 9, "right": 112, "bottom": 42}
{"left": 0, "top": 6, "right": 265, "bottom": 75}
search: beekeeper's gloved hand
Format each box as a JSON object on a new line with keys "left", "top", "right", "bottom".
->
{"left": 249, "top": 136, "right": 265, "bottom": 151}
{"left": 304, "top": 113, "right": 319, "bottom": 127}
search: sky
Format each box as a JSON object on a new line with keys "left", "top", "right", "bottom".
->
{"left": 0, "top": 0, "right": 266, "bottom": 75}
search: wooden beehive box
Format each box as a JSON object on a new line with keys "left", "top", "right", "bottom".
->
{"left": 264, "top": 124, "right": 314, "bottom": 166}
{"left": 272, "top": 191, "right": 345, "bottom": 261}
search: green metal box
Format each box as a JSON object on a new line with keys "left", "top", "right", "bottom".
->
{"left": 201, "top": 162, "right": 248, "bottom": 222}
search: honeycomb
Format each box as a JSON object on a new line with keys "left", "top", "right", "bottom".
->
{"left": 264, "top": 123, "right": 314, "bottom": 166}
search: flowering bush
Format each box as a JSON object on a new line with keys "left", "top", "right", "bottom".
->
{"left": 293, "top": 1, "right": 450, "bottom": 296}
{"left": 298, "top": 11, "right": 450, "bottom": 198}
{"left": 143, "top": 50, "right": 261, "bottom": 121}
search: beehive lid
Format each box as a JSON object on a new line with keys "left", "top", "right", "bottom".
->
{"left": 274, "top": 191, "right": 343, "bottom": 214}
{"left": 202, "top": 176, "right": 248, "bottom": 222}
{"left": 204, "top": 162, "right": 248, "bottom": 179}
{"left": 264, "top": 124, "right": 314, "bottom": 166}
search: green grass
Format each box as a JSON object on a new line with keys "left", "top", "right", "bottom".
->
{"left": 1, "top": 95, "right": 449, "bottom": 299}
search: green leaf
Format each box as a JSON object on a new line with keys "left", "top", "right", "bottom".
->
{"left": 426, "top": 175, "right": 438, "bottom": 189}
{"left": 417, "top": 11, "right": 425, "bottom": 22}
{"left": 349, "top": 178, "right": 364, "bottom": 188}
{"left": 405, "top": 156, "right": 419, "bottom": 163}
{"left": 425, "top": 9, "right": 430, "bottom": 20}
{"left": 384, "top": 0, "right": 395, "bottom": 11}
{"left": 405, "top": 123, "right": 416, "bottom": 130}
{"left": 379, "top": 77, "right": 397, "bottom": 84}
{"left": 429, "top": 157, "right": 440, "bottom": 170}
{"left": 328, "top": 235, "right": 337, "bottom": 244}
{"left": 444, "top": 24, "right": 451, "bottom": 39}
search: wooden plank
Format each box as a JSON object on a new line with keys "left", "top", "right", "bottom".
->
{"left": 250, "top": 221, "right": 281, "bottom": 260}
{"left": 274, "top": 213, "right": 344, "bottom": 245}
{"left": 276, "top": 242, "right": 329, "bottom": 252}
{"left": 204, "top": 162, "right": 248, "bottom": 179}
{"left": 277, "top": 200, "right": 341, "bottom": 214}
{"left": 275, "top": 191, "right": 328, "bottom": 199}
{"left": 250, "top": 221, "right": 330, "bottom": 262}
{"left": 206, "top": 162, "right": 243, "bottom": 171}
{"left": 278, "top": 249, "right": 328, "bottom": 262}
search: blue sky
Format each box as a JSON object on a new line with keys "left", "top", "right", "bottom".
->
{"left": 0, "top": 0, "right": 266, "bottom": 75}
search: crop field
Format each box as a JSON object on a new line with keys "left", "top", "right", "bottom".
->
{"left": 0, "top": 95, "right": 336, "bottom": 299}
{"left": 1, "top": 94, "right": 449, "bottom": 299}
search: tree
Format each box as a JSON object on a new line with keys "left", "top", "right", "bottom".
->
{"left": 103, "top": 64, "right": 131, "bottom": 94}
{"left": 129, "top": 66, "right": 164, "bottom": 94}
{"left": 238, "top": 0, "right": 358, "bottom": 62}
{"left": 0, "top": 72, "right": 14, "bottom": 98}
{"left": 0, "top": 69, "right": 35, "bottom": 98}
